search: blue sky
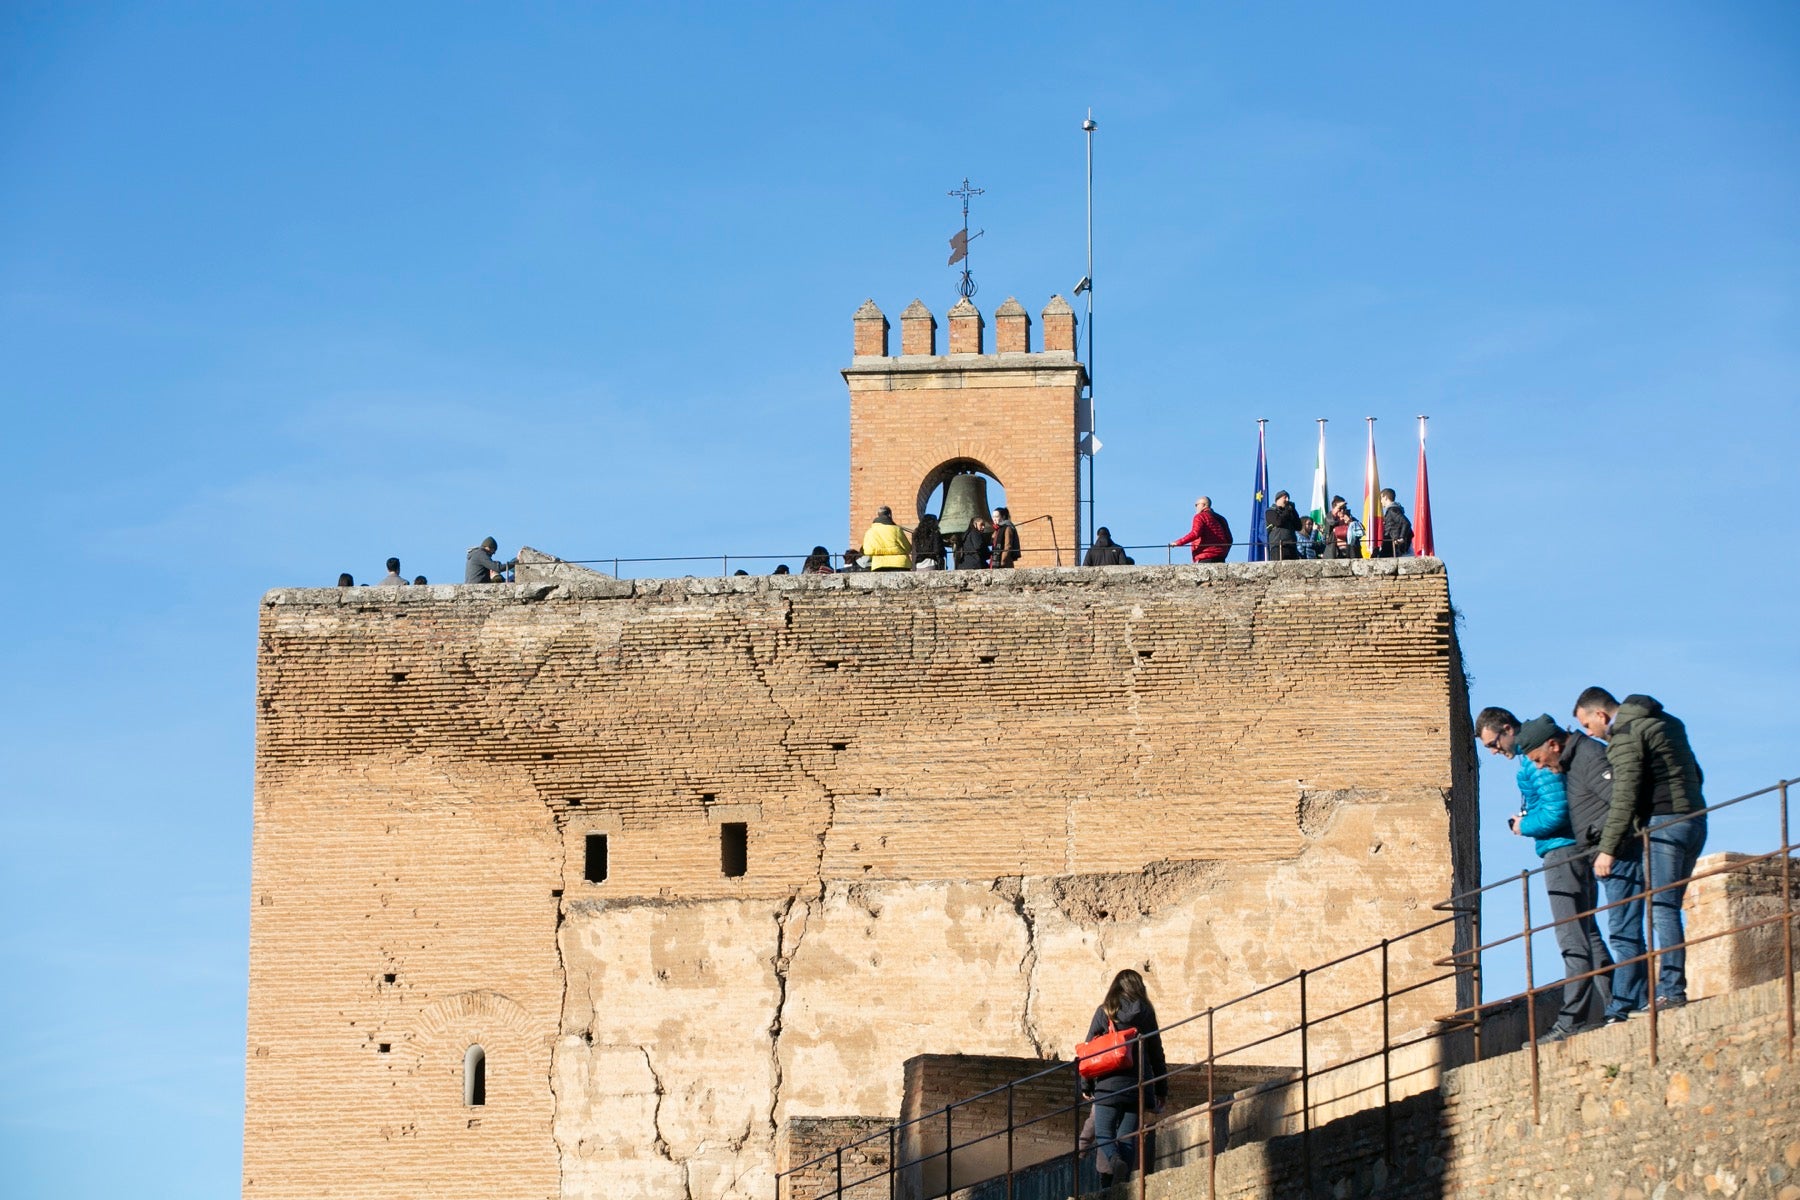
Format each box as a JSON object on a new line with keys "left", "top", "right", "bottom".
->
{"left": 3, "top": 4, "right": 1796, "bottom": 1196}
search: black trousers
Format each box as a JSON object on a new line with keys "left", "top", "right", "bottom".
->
{"left": 1543, "top": 845, "right": 1615, "bottom": 1027}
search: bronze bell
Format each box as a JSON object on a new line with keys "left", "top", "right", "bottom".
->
{"left": 937, "top": 473, "right": 990, "bottom": 537}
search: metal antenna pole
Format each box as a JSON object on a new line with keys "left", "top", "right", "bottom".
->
{"left": 1082, "top": 110, "right": 1097, "bottom": 555}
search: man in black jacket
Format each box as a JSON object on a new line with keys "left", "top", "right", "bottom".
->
{"left": 1524, "top": 724, "right": 1625, "bottom": 1027}
{"left": 1573, "top": 687, "right": 1708, "bottom": 1007}
{"left": 1377, "top": 488, "right": 1413, "bottom": 557}
{"left": 1266, "top": 491, "right": 1303, "bottom": 560}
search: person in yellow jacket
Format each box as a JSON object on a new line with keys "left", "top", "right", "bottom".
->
{"left": 861, "top": 506, "right": 913, "bottom": 571}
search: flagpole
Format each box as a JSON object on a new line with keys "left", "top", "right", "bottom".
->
{"left": 1082, "top": 110, "right": 1097, "bottom": 556}
{"left": 1362, "top": 416, "right": 1379, "bottom": 559}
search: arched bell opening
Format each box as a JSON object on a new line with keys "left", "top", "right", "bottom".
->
{"left": 915, "top": 458, "right": 1008, "bottom": 536}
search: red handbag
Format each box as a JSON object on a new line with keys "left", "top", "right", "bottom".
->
{"left": 1076, "top": 1017, "right": 1136, "bottom": 1079}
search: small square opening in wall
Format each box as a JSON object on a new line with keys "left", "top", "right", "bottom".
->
{"left": 721, "top": 823, "right": 748, "bottom": 878}
{"left": 584, "top": 834, "right": 609, "bottom": 883}
{"left": 378, "top": 1043, "right": 391, "bottom": 1053}
{"left": 383, "top": 973, "right": 396, "bottom": 984}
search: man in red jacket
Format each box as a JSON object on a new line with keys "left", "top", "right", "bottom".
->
{"left": 1170, "top": 496, "right": 1233, "bottom": 562}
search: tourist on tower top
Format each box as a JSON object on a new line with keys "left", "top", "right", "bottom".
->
{"left": 1170, "top": 496, "right": 1231, "bottom": 562}
{"left": 466, "top": 537, "right": 516, "bottom": 583}
{"left": 991, "top": 507, "right": 1021, "bottom": 568}
{"left": 861, "top": 507, "right": 912, "bottom": 571}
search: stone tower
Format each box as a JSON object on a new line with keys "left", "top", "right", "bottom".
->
{"left": 844, "top": 296, "right": 1085, "bottom": 564}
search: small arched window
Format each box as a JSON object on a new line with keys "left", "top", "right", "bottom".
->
{"left": 463, "top": 1044, "right": 487, "bottom": 1106}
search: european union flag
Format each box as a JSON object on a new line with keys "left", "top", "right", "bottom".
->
{"left": 1249, "top": 423, "right": 1269, "bottom": 562}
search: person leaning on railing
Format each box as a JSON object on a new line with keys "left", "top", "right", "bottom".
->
{"left": 1171, "top": 496, "right": 1231, "bottom": 562}
{"left": 1514, "top": 715, "right": 1617, "bottom": 1041}
{"left": 1575, "top": 687, "right": 1709, "bottom": 1010}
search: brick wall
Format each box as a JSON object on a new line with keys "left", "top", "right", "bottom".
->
{"left": 1119, "top": 972, "right": 1800, "bottom": 1200}
{"left": 246, "top": 560, "right": 1476, "bottom": 1198}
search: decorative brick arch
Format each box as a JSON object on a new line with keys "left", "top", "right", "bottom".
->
{"left": 913, "top": 456, "right": 1004, "bottom": 525}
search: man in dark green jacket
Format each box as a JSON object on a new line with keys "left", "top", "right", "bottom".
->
{"left": 1573, "top": 687, "right": 1708, "bottom": 1007}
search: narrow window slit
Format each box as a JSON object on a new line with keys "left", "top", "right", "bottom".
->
{"left": 464, "top": 1045, "right": 486, "bottom": 1106}
{"left": 584, "top": 834, "right": 608, "bottom": 884}
{"left": 721, "top": 823, "right": 748, "bottom": 878}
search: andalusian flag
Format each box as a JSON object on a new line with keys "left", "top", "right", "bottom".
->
{"left": 1308, "top": 421, "right": 1329, "bottom": 530}
{"left": 1361, "top": 419, "right": 1381, "bottom": 559}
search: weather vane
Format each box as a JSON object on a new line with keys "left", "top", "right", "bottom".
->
{"left": 947, "top": 178, "right": 985, "bottom": 299}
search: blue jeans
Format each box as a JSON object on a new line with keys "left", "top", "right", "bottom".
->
{"left": 1600, "top": 854, "right": 1647, "bottom": 1020}
{"left": 1647, "top": 810, "right": 1708, "bottom": 1002}
{"left": 1091, "top": 1101, "right": 1142, "bottom": 1178}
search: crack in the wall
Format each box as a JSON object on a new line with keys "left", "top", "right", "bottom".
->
{"left": 991, "top": 876, "right": 1045, "bottom": 1056}
{"left": 550, "top": 894, "right": 568, "bottom": 1200}
{"left": 739, "top": 597, "right": 834, "bottom": 804}
{"left": 639, "top": 1046, "right": 695, "bottom": 1200}
{"left": 765, "top": 892, "right": 815, "bottom": 1144}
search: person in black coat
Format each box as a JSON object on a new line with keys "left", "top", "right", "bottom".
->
{"left": 911, "top": 515, "right": 947, "bottom": 570}
{"left": 1378, "top": 489, "right": 1413, "bottom": 557}
{"left": 954, "top": 518, "right": 992, "bottom": 570}
{"left": 1266, "top": 491, "right": 1303, "bottom": 561}
{"left": 1084, "top": 527, "right": 1129, "bottom": 566}
{"left": 1080, "top": 969, "right": 1168, "bottom": 1185}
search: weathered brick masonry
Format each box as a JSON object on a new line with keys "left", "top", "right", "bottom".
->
{"left": 1118, "top": 971, "right": 1800, "bottom": 1200}
{"left": 245, "top": 560, "right": 1477, "bottom": 1199}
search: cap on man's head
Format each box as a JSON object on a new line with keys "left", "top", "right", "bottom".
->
{"left": 1514, "top": 714, "right": 1563, "bottom": 755}
{"left": 482, "top": 537, "right": 498, "bottom": 552}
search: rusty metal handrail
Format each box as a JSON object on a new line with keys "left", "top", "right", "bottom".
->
{"left": 777, "top": 776, "right": 1796, "bottom": 1200}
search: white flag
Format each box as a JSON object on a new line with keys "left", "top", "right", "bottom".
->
{"left": 1309, "top": 423, "right": 1329, "bottom": 529}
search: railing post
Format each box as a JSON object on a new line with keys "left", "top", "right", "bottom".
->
{"left": 1472, "top": 898, "right": 1484, "bottom": 1061}
{"left": 1136, "top": 1021, "right": 1148, "bottom": 1200}
{"left": 1381, "top": 936, "right": 1393, "bottom": 1163}
{"left": 1521, "top": 869, "right": 1539, "bottom": 1125}
{"left": 1782, "top": 779, "right": 1794, "bottom": 1062}
{"left": 1206, "top": 1006, "right": 1217, "bottom": 1200}
{"left": 1298, "top": 969, "right": 1311, "bottom": 1190}
{"left": 944, "top": 1105, "right": 953, "bottom": 1199}
{"left": 1005, "top": 1082, "right": 1015, "bottom": 1200}
{"left": 889, "top": 1121, "right": 899, "bottom": 1200}
{"left": 1644, "top": 825, "right": 1659, "bottom": 1067}
{"left": 836, "top": 1146, "right": 844, "bottom": 1200}
{"left": 1072, "top": 1062, "right": 1084, "bottom": 1200}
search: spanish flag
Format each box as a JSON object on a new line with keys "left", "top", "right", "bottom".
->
{"left": 1361, "top": 419, "right": 1380, "bottom": 559}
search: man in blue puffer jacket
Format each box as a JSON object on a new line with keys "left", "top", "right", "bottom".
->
{"left": 1478, "top": 708, "right": 1601, "bottom": 1043}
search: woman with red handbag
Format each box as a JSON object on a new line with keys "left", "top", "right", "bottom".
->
{"left": 1077, "top": 969, "right": 1168, "bottom": 1186}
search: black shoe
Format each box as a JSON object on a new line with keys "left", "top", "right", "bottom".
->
{"left": 1603, "top": 1013, "right": 1631, "bottom": 1026}
{"left": 1655, "top": 994, "right": 1688, "bottom": 1009}
{"left": 1536, "top": 1023, "right": 1576, "bottom": 1045}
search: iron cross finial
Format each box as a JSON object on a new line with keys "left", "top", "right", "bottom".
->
{"left": 947, "top": 178, "right": 986, "bottom": 299}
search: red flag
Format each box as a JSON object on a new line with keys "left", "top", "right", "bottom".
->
{"left": 1414, "top": 417, "right": 1436, "bottom": 557}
